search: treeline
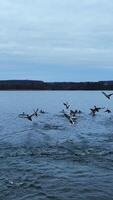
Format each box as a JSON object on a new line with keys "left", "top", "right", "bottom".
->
{"left": 0, "top": 80, "right": 113, "bottom": 90}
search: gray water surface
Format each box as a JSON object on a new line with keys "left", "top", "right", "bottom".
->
{"left": 0, "top": 91, "right": 113, "bottom": 200}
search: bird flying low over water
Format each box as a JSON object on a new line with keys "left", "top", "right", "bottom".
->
{"left": 63, "top": 110, "right": 75, "bottom": 124}
{"left": 104, "top": 109, "right": 111, "bottom": 113}
{"left": 94, "top": 106, "right": 105, "bottom": 112}
{"left": 90, "top": 108, "right": 96, "bottom": 116}
{"left": 64, "top": 113, "right": 75, "bottom": 124}
{"left": 102, "top": 92, "right": 113, "bottom": 99}
{"left": 90, "top": 106, "right": 104, "bottom": 116}
{"left": 70, "top": 109, "right": 77, "bottom": 117}
{"left": 70, "top": 109, "right": 82, "bottom": 116}
{"left": 39, "top": 109, "right": 46, "bottom": 114}
{"left": 18, "top": 109, "right": 39, "bottom": 121}
{"left": 23, "top": 113, "right": 35, "bottom": 121}
{"left": 18, "top": 113, "right": 35, "bottom": 121}
{"left": 63, "top": 102, "right": 70, "bottom": 109}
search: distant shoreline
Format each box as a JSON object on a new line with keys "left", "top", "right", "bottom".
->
{"left": 0, "top": 80, "right": 113, "bottom": 90}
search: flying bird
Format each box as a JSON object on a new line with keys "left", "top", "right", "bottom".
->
{"left": 24, "top": 114, "right": 35, "bottom": 121}
{"left": 63, "top": 110, "right": 75, "bottom": 124}
{"left": 64, "top": 113, "right": 75, "bottom": 124}
{"left": 70, "top": 109, "right": 77, "bottom": 117}
{"left": 18, "top": 113, "right": 35, "bottom": 121}
{"left": 70, "top": 109, "right": 82, "bottom": 116}
{"left": 94, "top": 106, "right": 105, "bottom": 112}
{"left": 102, "top": 92, "right": 113, "bottom": 99}
{"left": 18, "top": 109, "right": 38, "bottom": 121}
{"left": 104, "top": 109, "right": 111, "bottom": 113}
{"left": 63, "top": 102, "right": 70, "bottom": 109}
{"left": 90, "top": 108, "right": 96, "bottom": 116}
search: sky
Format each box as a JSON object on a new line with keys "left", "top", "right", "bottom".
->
{"left": 0, "top": 0, "right": 113, "bottom": 82}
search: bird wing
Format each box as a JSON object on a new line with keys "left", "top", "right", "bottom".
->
{"left": 102, "top": 91, "right": 107, "bottom": 96}
{"left": 33, "top": 108, "right": 38, "bottom": 113}
{"left": 30, "top": 113, "right": 36, "bottom": 117}
{"left": 109, "top": 93, "right": 113, "bottom": 97}
{"left": 102, "top": 92, "right": 110, "bottom": 99}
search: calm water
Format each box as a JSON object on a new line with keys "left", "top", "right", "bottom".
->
{"left": 0, "top": 91, "right": 113, "bottom": 200}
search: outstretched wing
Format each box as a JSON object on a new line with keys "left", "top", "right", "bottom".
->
{"left": 109, "top": 93, "right": 113, "bottom": 97}
{"left": 30, "top": 113, "right": 36, "bottom": 117}
{"left": 102, "top": 92, "right": 110, "bottom": 99}
{"left": 34, "top": 108, "right": 38, "bottom": 112}
{"left": 63, "top": 102, "right": 67, "bottom": 106}
{"left": 102, "top": 91, "right": 107, "bottom": 96}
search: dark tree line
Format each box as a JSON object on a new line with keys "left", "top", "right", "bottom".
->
{"left": 0, "top": 80, "right": 113, "bottom": 90}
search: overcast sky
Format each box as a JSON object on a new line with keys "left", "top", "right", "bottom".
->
{"left": 0, "top": 0, "right": 113, "bottom": 81}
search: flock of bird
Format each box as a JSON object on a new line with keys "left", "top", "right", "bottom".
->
{"left": 18, "top": 91, "right": 113, "bottom": 124}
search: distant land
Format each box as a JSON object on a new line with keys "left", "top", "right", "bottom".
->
{"left": 0, "top": 80, "right": 113, "bottom": 90}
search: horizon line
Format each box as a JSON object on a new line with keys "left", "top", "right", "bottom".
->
{"left": 0, "top": 79, "right": 113, "bottom": 83}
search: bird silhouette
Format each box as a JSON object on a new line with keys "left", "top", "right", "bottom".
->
{"left": 63, "top": 110, "right": 75, "bottom": 124}
{"left": 18, "top": 110, "right": 38, "bottom": 121}
{"left": 39, "top": 109, "right": 46, "bottom": 114}
{"left": 90, "top": 108, "right": 96, "bottom": 116}
{"left": 19, "top": 113, "right": 35, "bottom": 121}
{"left": 64, "top": 113, "right": 74, "bottom": 124}
{"left": 102, "top": 92, "right": 113, "bottom": 99}
{"left": 70, "top": 109, "right": 77, "bottom": 117}
{"left": 94, "top": 106, "right": 105, "bottom": 112}
{"left": 63, "top": 102, "right": 70, "bottom": 109}
{"left": 104, "top": 109, "right": 111, "bottom": 113}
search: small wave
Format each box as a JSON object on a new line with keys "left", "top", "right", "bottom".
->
{"left": 42, "top": 123, "right": 66, "bottom": 131}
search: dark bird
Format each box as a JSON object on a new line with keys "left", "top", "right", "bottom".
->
{"left": 18, "top": 110, "right": 38, "bottom": 121}
{"left": 64, "top": 113, "right": 74, "bottom": 124}
{"left": 70, "top": 109, "right": 77, "bottom": 117}
{"left": 90, "top": 108, "right": 96, "bottom": 116}
{"left": 70, "top": 109, "right": 82, "bottom": 116}
{"left": 69, "top": 117, "right": 75, "bottom": 124}
{"left": 102, "top": 92, "right": 113, "bottom": 99}
{"left": 90, "top": 105, "right": 104, "bottom": 116}
{"left": 104, "top": 109, "right": 111, "bottom": 113}
{"left": 94, "top": 106, "right": 105, "bottom": 112}
{"left": 63, "top": 110, "right": 75, "bottom": 124}
{"left": 25, "top": 114, "right": 34, "bottom": 121}
{"left": 40, "top": 109, "right": 45, "bottom": 114}
{"left": 21, "top": 113, "right": 36, "bottom": 121}
{"left": 63, "top": 102, "right": 70, "bottom": 109}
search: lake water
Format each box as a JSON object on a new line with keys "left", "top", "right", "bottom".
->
{"left": 0, "top": 91, "right": 113, "bottom": 200}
